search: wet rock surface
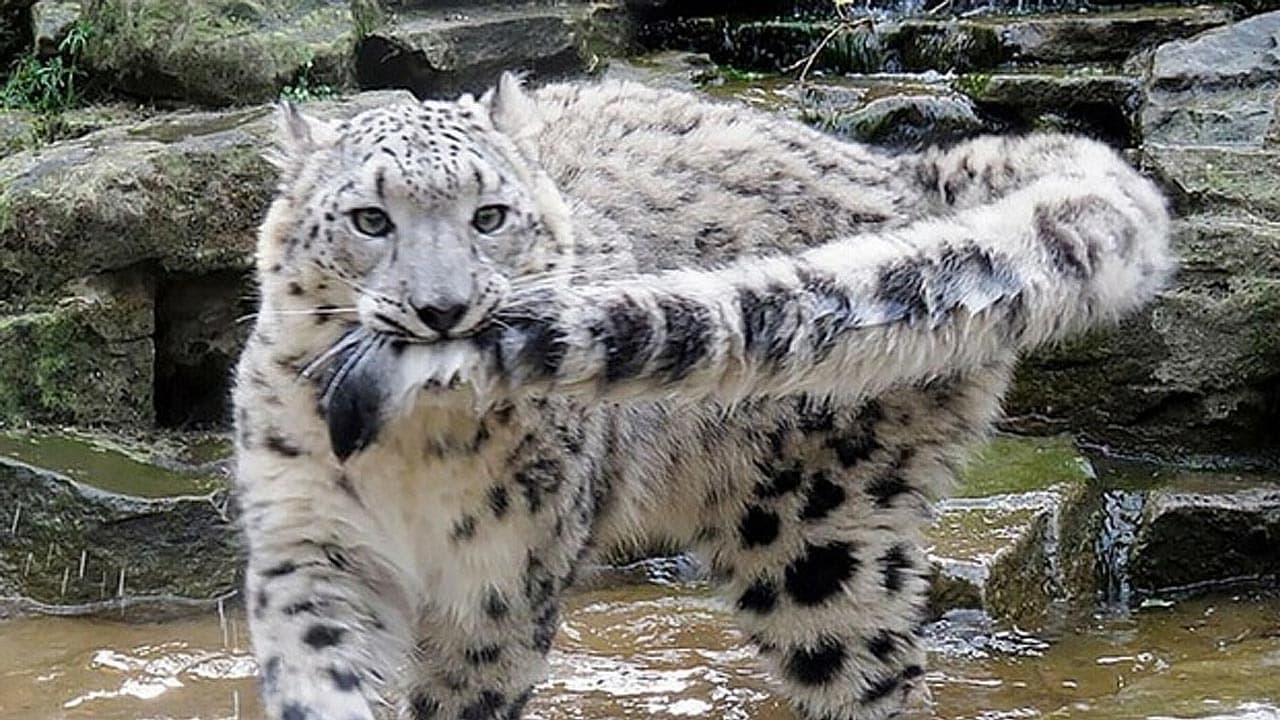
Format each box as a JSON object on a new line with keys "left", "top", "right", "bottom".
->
{"left": 925, "top": 435, "right": 1100, "bottom": 627}
{"left": 1112, "top": 465, "right": 1280, "bottom": 598}
{"left": 0, "top": 447, "right": 237, "bottom": 619}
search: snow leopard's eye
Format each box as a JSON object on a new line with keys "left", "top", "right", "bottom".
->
{"left": 350, "top": 207, "right": 394, "bottom": 238}
{"left": 471, "top": 205, "right": 508, "bottom": 234}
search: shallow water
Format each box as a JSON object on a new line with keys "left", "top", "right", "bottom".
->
{"left": 0, "top": 429, "right": 223, "bottom": 498}
{"left": 1, "top": 584, "right": 1277, "bottom": 720}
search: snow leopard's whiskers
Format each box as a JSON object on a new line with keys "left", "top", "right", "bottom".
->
{"left": 319, "top": 332, "right": 384, "bottom": 407}
{"left": 299, "top": 326, "right": 368, "bottom": 381}
{"left": 236, "top": 307, "right": 359, "bottom": 325}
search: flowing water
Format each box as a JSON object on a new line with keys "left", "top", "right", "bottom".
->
{"left": 1, "top": 583, "right": 1277, "bottom": 720}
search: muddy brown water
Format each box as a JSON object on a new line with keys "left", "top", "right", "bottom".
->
{"left": 1, "top": 584, "right": 1277, "bottom": 720}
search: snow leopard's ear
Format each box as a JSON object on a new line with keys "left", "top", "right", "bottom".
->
{"left": 267, "top": 100, "right": 339, "bottom": 176}
{"left": 482, "top": 71, "right": 540, "bottom": 138}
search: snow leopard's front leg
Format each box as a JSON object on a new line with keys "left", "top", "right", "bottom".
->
{"left": 237, "top": 410, "right": 411, "bottom": 720}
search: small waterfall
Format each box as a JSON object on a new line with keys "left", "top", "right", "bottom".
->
{"left": 1098, "top": 490, "right": 1144, "bottom": 608}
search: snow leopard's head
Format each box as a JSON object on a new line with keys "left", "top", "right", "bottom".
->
{"left": 258, "top": 72, "right": 572, "bottom": 342}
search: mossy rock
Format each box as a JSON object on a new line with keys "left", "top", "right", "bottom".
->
{"left": 0, "top": 90, "right": 412, "bottom": 306}
{"left": 890, "top": 20, "right": 1002, "bottom": 73}
{"left": 1007, "top": 273, "right": 1280, "bottom": 467}
{"left": 31, "top": 0, "right": 81, "bottom": 57}
{"left": 927, "top": 435, "right": 1101, "bottom": 628}
{"left": 0, "top": 110, "right": 36, "bottom": 157}
{"left": 716, "top": 20, "right": 885, "bottom": 74}
{"left": 0, "top": 455, "right": 239, "bottom": 616}
{"left": 954, "top": 72, "right": 1141, "bottom": 148}
{"left": 80, "top": 0, "right": 358, "bottom": 105}
{"left": 0, "top": 270, "right": 154, "bottom": 425}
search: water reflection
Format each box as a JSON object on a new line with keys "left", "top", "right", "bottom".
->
{"left": 0, "top": 584, "right": 1276, "bottom": 720}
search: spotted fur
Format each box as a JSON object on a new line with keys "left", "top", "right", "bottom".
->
{"left": 234, "top": 73, "right": 1172, "bottom": 720}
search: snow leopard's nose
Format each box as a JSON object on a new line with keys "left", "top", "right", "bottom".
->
{"left": 414, "top": 301, "right": 467, "bottom": 333}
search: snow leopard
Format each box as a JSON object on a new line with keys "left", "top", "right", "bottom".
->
{"left": 232, "top": 72, "right": 1173, "bottom": 720}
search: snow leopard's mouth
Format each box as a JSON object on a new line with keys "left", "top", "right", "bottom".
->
{"left": 303, "top": 325, "right": 501, "bottom": 461}
{"left": 299, "top": 327, "right": 390, "bottom": 461}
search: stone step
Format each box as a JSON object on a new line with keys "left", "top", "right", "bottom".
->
{"left": 1145, "top": 145, "right": 1280, "bottom": 221}
{"left": 637, "top": 5, "right": 1236, "bottom": 75}
{"left": 628, "top": 0, "right": 1275, "bottom": 19}
{"left": 696, "top": 68, "right": 1139, "bottom": 148}
{"left": 1091, "top": 460, "right": 1280, "bottom": 600}
{"left": 78, "top": 0, "right": 359, "bottom": 106}
{"left": 355, "top": 6, "right": 596, "bottom": 99}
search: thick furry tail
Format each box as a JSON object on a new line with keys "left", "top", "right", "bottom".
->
{"left": 453, "top": 160, "right": 1172, "bottom": 404}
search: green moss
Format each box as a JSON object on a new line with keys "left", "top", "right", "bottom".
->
{"left": 1238, "top": 278, "right": 1280, "bottom": 366}
{"left": 817, "top": 25, "right": 883, "bottom": 74}
{"left": 727, "top": 20, "right": 885, "bottom": 75}
{"left": 956, "top": 434, "right": 1092, "bottom": 498}
{"left": 1, "top": 19, "right": 96, "bottom": 147}
{"left": 0, "top": 307, "right": 152, "bottom": 426}
{"left": 952, "top": 72, "right": 992, "bottom": 99}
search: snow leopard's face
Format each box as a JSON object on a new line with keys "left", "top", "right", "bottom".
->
{"left": 263, "top": 84, "right": 572, "bottom": 343}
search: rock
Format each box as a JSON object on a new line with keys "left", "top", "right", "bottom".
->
{"left": 30, "top": 0, "right": 79, "bottom": 57}
{"left": 636, "top": 8, "right": 1237, "bottom": 78}
{"left": 642, "top": 19, "right": 887, "bottom": 75}
{"left": 1145, "top": 144, "right": 1280, "bottom": 220}
{"left": 800, "top": 77, "right": 990, "bottom": 148}
{"left": 956, "top": 71, "right": 1141, "bottom": 146}
{"left": 891, "top": 19, "right": 1001, "bottom": 73}
{"left": 997, "top": 6, "right": 1235, "bottom": 66}
{"left": 1006, "top": 282, "right": 1280, "bottom": 469}
{"left": 0, "top": 110, "right": 35, "bottom": 157}
{"left": 1143, "top": 10, "right": 1280, "bottom": 147}
{"left": 81, "top": 0, "right": 358, "bottom": 106}
{"left": 356, "top": 7, "right": 588, "bottom": 99}
{"left": 0, "top": 452, "right": 238, "bottom": 618}
{"left": 1008, "top": 144, "right": 1280, "bottom": 466}
{"left": 1105, "top": 466, "right": 1280, "bottom": 599}
{"left": 0, "top": 91, "right": 411, "bottom": 305}
{"left": 0, "top": 269, "right": 154, "bottom": 425}
{"left": 600, "top": 50, "right": 719, "bottom": 94}
{"left": 926, "top": 435, "right": 1100, "bottom": 628}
